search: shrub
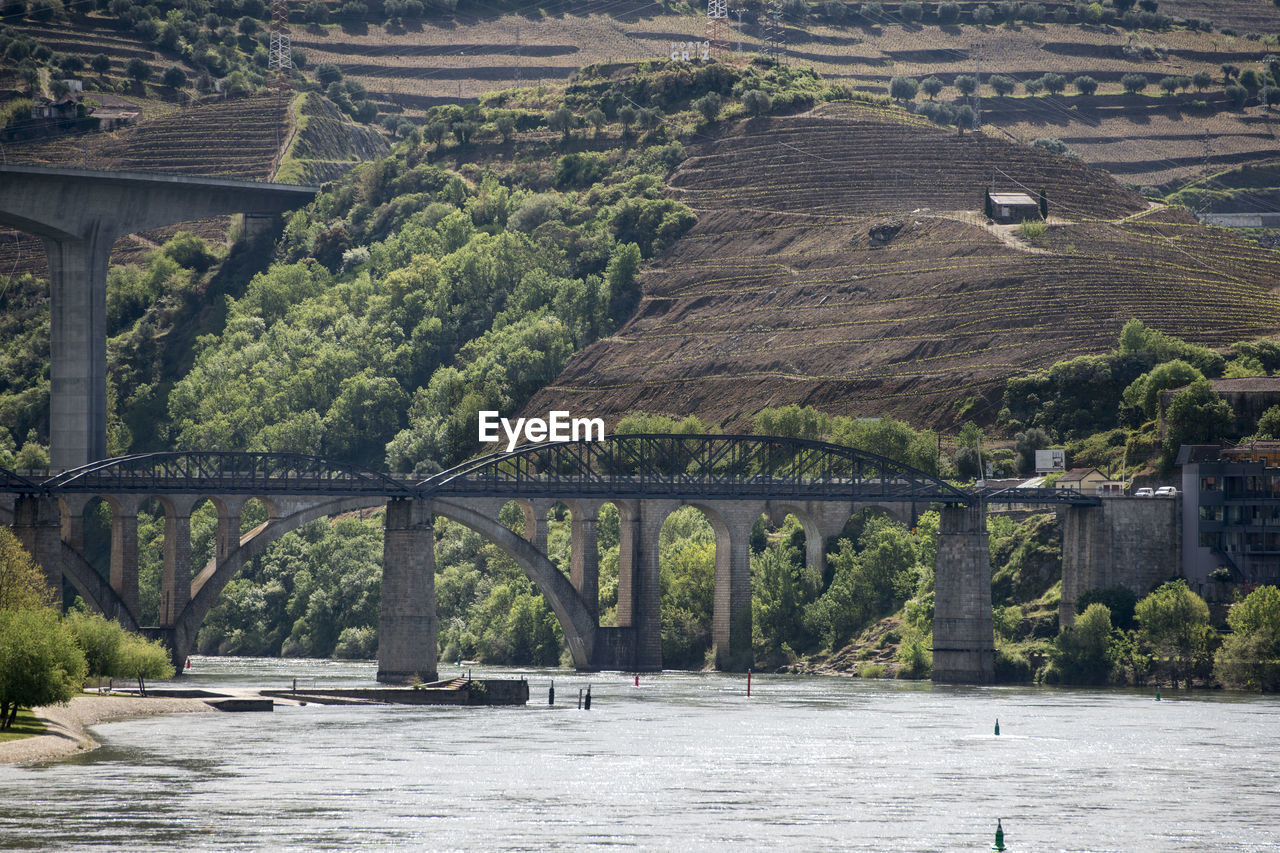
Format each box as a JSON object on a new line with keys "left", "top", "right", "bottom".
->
{"left": 900, "top": 0, "right": 922, "bottom": 23}
{"left": 1225, "top": 83, "right": 1248, "bottom": 108}
{"left": 304, "top": 0, "right": 327, "bottom": 23}
{"left": 973, "top": 3, "right": 994, "bottom": 24}
{"left": 1019, "top": 219, "right": 1047, "bottom": 240}
{"left": 937, "top": 1, "right": 959, "bottom": 24}
{"left": 90, "top": 53, "right": 110, "bottom": 74}
{"left": 1073, "top": 75, "right": 1098, "bottom": 95}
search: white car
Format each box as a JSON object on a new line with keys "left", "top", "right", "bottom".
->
{"left": 1155, "top": 486, "right": 1178, "bottom": 497}
{"left": 1134, "top": 487, "right": 1155, "bottom": 497}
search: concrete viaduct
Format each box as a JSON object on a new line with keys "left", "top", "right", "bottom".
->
{"left": 0, "top": 165, "right": 319, "bottom": 471}
{"left": 0, "top": 436, "right": 1087, "bottom": 685}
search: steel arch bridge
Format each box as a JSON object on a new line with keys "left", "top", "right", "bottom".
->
{"left": 417, "top": 434, "right": 973, "bottom": 504}
{"left": 1, "top": 439, "right": 1101, "bottom": 506}
{"left": 40, "top": 451, "right": 414, "bottom": 497}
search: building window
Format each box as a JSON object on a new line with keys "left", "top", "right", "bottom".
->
{"left": 1200, "top": 506, "right": 1224, "bottom": 522}
{"left": 1202, "top": 476, "right": 1218, "bottom": 491}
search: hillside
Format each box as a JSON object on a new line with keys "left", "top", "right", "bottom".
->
{"left": 527, "top": 100, "right": 1280, "bottom": 429}
{"left": 281, "top": 2, "right": 1280, "bottom": 188}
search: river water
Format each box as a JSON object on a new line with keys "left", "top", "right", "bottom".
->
{"left": 3, "top": 657, "right": 1278, "bottom": 851}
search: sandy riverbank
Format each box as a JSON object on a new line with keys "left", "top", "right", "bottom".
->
{"left": 0, "top": 695, "right": 215, "bottom": 765}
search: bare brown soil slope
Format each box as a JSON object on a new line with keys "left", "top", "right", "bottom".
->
{"left": 528, "top": 102, "right": 1280, "bottom": 429}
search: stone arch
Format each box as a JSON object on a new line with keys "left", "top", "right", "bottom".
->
{"left": 169, "top": 495, "right": 386, "bottom": 669}
{"left": 432, "top": 498, "right": 596, "bottom": 669}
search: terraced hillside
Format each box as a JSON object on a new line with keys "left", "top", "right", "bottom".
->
{"left": 527, "top": 102, "right": 1280, "bottom": 429}
{"left": 288, "top": 2, "right": 1280, "bottom": 187}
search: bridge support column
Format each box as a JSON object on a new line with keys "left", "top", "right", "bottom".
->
{"left": 933, "top": 504, "right": 995, "bottom": 684}
{"left": 378, "top": 497, "right": 437, "bottom": 684}
{"left": 571, "top": 507, "right": 600, "bottom": 626}
{"left": 161, "top": 496, "right": 196, "bottom": 627}
{"left": 109, "top": 495, "right": 142, "bottom": 617}
{"left": 626, "top": 501, "right": 676, "bottom": 671}
{"left": 713, "top": 502, "right": 759, "bottom": 672}
{"left": 13, "top": 495, "right": 64, "bottom": 601}
{"left": 43, "top": 232, "right": 113, "bottom": 470}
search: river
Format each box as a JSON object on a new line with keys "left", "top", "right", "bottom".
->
{"left": 3, "top": 657, "right": 1278, "bottom": 851}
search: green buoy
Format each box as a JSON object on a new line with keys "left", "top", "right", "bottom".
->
{"left": 994, "top": 718, "right": 1000, "bottom": 736}
{"left": 1156, "top": 685, "right": 1161, "bottom": 701}
{"left": 992, "top": 818, "right": 1006, "bottom": 851}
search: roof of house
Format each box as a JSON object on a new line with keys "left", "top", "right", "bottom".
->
{"left": 1057, "top": 466, "right": 1104, "bottom": 483}
{"left": 988, "top": 192, "right": 1038, "bottom": 206}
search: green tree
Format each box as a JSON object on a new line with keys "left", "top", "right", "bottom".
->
{"left": 955, "top": 74, "right": 978, "bottom": 96}
{"left": 742, "top": 89, "right": 772, "bottom": 116}
{"left": 0, "top": 528, "right": 55, "bottom": 611}
{"left": 1257, "top": 405, "right": 1280, "bottom": 439}
{"left": 1121, "top": 73, "right": 1147, "bottom": 94}
{"left": 1162, "top": 379, "right": 1234, "bottom": 466}
{"left": 1135, "top": 580, "right": 1214, "bottom": 687}
{"left": 989, "top": 75, "right": 1016, "bottom": 96}
{"left": 1050, "top": 602, "right": 1114, "bottom": 684}
{"left": 115, "top": 632, "right": 175, "bottom": 696}
{"left": 1214, "top": 585, "right": 1280, "bottom": 691}
{"left": 546, "top": 105, "right": 576, "bottom": 142}
{"left": 804, "top": 517, "right": 917, "bottom": 649}
{"left": 0, "top": 609, "right": 87, "bottom": 729}
{"left": 1013, "top": 427, "right": 1050, "bottom": 476}
{"left": 889, "top": 75, "right": 920, "bottom": 101}
{"left": 1073, "top": 75, "right": 1099, "bottom": 96}
{"left": 921, "top": 75, "right": 944, "bottom": 99}
{"left": 693, "top": 92, "right": 722, "bottom": 123}
{"left": 1225, "top": 84, "right": 1248, "bottom": 109}
{"left": 752, "top": 543, "right": 820, "bottom": 664}
{"left": 1122, "top": 358, "right": 1203, "bottom": 420}
{"left": 90, "top": 52, "right": 110, "bottom": 74}
{"left": 754, "top": 404, "right": 831, "bottom": 441}
{"left": 125, "top": 57, "right": 153, "bottom": 83}
{"left": 65, "top": 607, "right": 124, "bottom": 686}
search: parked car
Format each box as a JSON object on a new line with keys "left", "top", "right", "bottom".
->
{"left": 1155, "top": 486, "right": 1178, "bottom": 497}
{"left": 1134, "top": 487, "right": 1155, "bottom": 497}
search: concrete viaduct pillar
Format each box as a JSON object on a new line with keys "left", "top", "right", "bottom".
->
{"left": 0, "top": 165, "right": 317, "bottom": 470}
{"left": 933, "top": 503, "right": 995, "bottom": 684}
{"left": 378, "top": 497, "right": 438, "bottom": 684}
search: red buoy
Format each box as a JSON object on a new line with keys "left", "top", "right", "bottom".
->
{"left": 185, "top": 658, "right": 191, "bottom": 670}
{"left": 634, "top": 674, "right": 639, "bottom": 687}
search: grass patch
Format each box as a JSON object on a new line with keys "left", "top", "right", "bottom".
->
{"left": 858, "top": 663, "right": 887, "bottom": 678}
{"left": 0, "top": 708, "right": 47, "bottom": 743}
{"left": 1019, "top": 219, "right": 1048, "bottom": 240}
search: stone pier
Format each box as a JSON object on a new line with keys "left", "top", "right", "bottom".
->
{"left": 933, "top": 504, "right": 995, "bottom": 684}
{"left": 377, "top": 497, "right": 438, "bottom": 684}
